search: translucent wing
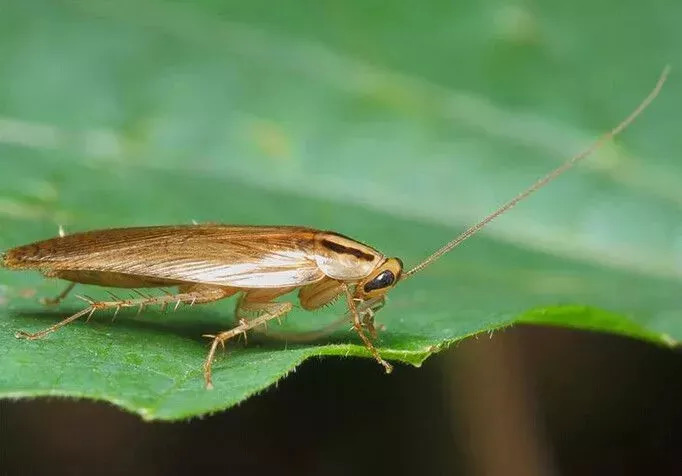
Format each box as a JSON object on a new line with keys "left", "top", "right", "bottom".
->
{"left": 4, "top": 225, "right": 327, "bottom": 288}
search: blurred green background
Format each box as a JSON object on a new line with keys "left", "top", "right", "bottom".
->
{"left": 1, "top": 0, "right": 681, "bottom": 474}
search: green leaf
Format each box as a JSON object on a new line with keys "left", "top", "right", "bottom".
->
{"left": 0, "top": 0, "right": 680, "bottom": 420}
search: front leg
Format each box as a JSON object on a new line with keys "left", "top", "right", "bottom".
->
{"left": 299, "top": 278, "right": 390, "bottom": 362}
{"left": 355, "top": 296, "right": 386, "bottom": 338}
{"left": 342, "top": 284, "right": 393, "bottom": 374}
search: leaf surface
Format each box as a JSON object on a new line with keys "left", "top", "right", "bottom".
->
{"left": 0, "top": 0, "right": 680, "bottom": 420}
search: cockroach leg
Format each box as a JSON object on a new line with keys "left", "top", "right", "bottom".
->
{"left": 15, "top": 285, "right": 232, "bottom": 341}
{"left": 356, "top": 296, "right": 387, "bottom": 338}
{"left": 105, "top": 290, "right": 123, "bottom": 301}
{"left": 298, "top": 278, "right": 344, "bottom": 311}
{"left": 133, "top": 289, "right": 151, "bottom": 299}
{"left": 40, "top": 282, "right": 76, "bottom": 306}
{"left": 237, "top": 301, "right": 292, "bottom": 327}
{"left": 342, "top": 284, "right": 393, "bottom": 374}
{"left": 202, "top": 300, "right": 293, "bottom": 389}
{"left": 361, "top": 310, "right": 378, "bottom": 339}
{"left": 15, "top": 306, "right": 93, "bottom": 341}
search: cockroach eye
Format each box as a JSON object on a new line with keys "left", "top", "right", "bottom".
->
{"left": 363, "top": 270, "right": 395, "bottom": 293}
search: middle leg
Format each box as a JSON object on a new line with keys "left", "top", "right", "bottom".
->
{"left": 202, "top": 287, "right": 294, "bottom": 389}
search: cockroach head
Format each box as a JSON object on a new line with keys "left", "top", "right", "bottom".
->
{"left": 354, "top": 257, "right": 403, "bottom": 300}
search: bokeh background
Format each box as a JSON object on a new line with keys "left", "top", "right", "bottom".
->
{"left": 1, "top": 0, "right": 681, "bottom": 474}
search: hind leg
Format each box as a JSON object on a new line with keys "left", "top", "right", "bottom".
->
{"left": 16, "top": 284, "right": 236, "bottom": 340}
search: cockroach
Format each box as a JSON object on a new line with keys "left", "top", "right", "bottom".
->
{"left": 1, "top": 68, "right": 669, "bottom": 388}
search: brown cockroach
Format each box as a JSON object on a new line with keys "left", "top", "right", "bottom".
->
{"left": 1, "top": 68, "right": 669, "bottom": 388}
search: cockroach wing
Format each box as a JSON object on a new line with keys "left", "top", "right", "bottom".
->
{"left": 2, "top": 225, "right": 328, "bottom": 288}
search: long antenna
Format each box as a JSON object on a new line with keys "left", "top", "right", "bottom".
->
{"left": 404, "top": 66, "right": 670, "bottom": 278}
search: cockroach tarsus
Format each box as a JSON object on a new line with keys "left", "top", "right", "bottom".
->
{"left": 0, "top": 67, "right": 670, "bottom": 389}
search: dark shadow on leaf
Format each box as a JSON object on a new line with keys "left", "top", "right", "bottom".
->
{"left": 8, "top": 307, "right": 418, "bottom": 351}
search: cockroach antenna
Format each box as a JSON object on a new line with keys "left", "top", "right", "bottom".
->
{"left": 404, "top": 66, "right": 670, "bottom": 278}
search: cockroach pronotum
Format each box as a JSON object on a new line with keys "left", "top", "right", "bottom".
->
{"left": 1, "top": 68, "right": 669, "bottom": 388}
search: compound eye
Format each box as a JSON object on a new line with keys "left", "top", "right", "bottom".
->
{"left": 363, "top": 270, "right": 396, "bottom": 293}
